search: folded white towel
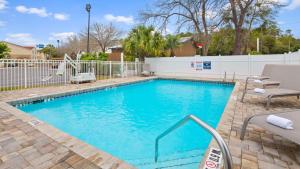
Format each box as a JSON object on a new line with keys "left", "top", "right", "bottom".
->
{"left": 266, "top": 115, "right": 293, "bottom": 129}
{"left": 254, "top": 80, "right": 263, "bottom": 84}
{"left": 254, "top": 88, "right": 265, "bottom": 93}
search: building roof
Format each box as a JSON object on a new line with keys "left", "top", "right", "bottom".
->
{"left": 108, "top": 45, "right": 123, "bottom": 49}
{"left": 1, "top": 41, "right": 35, "bottom": 50}
{"left": 24, "top": 46, "right": 35, "bottom": 49}
{"left": 178, "top": 36, "right": 193, "bottom": 43}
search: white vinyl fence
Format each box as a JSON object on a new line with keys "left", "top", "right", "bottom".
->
{"left": 145, "top": 51, "right": 300, "bottom": 80}
{"left": 0, "top": 59, "right": 144, "bottom": 91}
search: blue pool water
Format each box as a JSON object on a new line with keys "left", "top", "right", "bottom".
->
{"left": 19, "top": 79, "right": 233, "bottom": 168}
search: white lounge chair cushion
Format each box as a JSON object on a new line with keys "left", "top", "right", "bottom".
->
{"left": 254, "top": 80, "right": 263, "bottom": 84}
{"left": 267, "top": 115, "right": 293, "bottom": 129}
{"left": 254, "top": 88, "right": 265, "bottom": 93}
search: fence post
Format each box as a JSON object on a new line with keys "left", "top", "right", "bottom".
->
{"left": 248, "top": 53, "right": 251, "bottom": 76}
{"left": 135, "top": 59, "right": 138, "bottom": 76}
{"left": 64, "top": 60, "right": 67, "bottom": 85}
{"left": 298, "top": 49, "right": 300, "bottom": 64}
{"left": 109, "top": 61, "right": 112, "bottom": 78}
{"left": 121, "top": 53, "right": 124, "bottom": 78}
{"left": 125, "top": 62, "right": 128, "bottom": 77}
{"left": 24, "top": 60, "right": 27, "bottom": 88}
{"left": 283, "top": 53, "right": 286, "bottom": 64}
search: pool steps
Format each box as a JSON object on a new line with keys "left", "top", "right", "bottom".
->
{"left": 154, "top": 115, "right": 232, "bottom": 169}
{"left": 127, "top": 149, "right": 203, "bottom": 169}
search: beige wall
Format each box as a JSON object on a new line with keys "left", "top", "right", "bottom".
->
{"left": 108, "top": 48, "right": 122, "bottom": 61}
{"left": 4, "top": 42, "right": 45, "bottom": 59}
{"left": 173, "top": 41, "right": 197, "bottom": 57}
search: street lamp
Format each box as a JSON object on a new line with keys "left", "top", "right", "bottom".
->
{"left": 57, "top": 40, "right": 60, "bottom": 48}
{"left": 86, "top": 3, "right": 91, "bottom": 53}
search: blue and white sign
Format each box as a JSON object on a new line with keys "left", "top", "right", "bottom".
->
{"left": 36, "top": 44, "right": 45, "bottom": 49}
{"left": 196, "top": 61, "right": 203, "bottom": 70}
{"left": 203, "top": 61, "right": 212, "bottom": 70}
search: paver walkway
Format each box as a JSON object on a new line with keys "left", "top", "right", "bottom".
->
{"left": 0, "top": 107, "right": 101, "bottom": 169}
{"left": 0, "top": 77, "right": 300, "bottom": 169}
{"left": 228, "top": 82, "right": 300, "bottom": 169}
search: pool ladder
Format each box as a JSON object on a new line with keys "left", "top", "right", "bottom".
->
{"left": 154, "top": 115, "right": 233, "bottom": 169}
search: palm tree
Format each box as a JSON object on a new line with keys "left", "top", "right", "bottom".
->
{"left": 165, "top": 34, "right": 181, "bottom": 57}
{"left": 123, "top": 25, "right": 165, "bottom": 61}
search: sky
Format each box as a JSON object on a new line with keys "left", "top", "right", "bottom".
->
{"left": 0, "top": 0, "right": 300, "bottom": 47}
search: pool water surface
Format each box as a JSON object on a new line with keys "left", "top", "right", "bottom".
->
{"left": 19, "top": 79, "right": 234, "bottom": 168}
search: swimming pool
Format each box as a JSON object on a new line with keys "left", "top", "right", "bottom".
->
{"left": 18, "top": 79, "right": 234, "bottom": 169}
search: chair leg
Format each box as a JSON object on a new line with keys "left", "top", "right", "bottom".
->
{"left": 241, "top": 78, "right": 250, "bottom": 102}
{"left": 241, "top": 91, "right": 246, "bottom": 102}
{"left": 240, "top": 116, "right": 253, "bottom": 140}
{"left": 266, "top": 96, "right": 272, "bottom": 110}
{"left": 297, "top": 95, "right": 299, "bottom": 99}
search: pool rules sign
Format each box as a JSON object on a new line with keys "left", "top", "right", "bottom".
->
{"left": 203, "top": 148, "right": 223, "bottom": 169}
{"left": 191, "top": 61, "right": 212, "bottom": 71}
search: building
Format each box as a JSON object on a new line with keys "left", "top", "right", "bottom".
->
{"left": 106, "top": 45, "right": 123, "bottom": 61}
{"left": 172, "top": 37, "right": 197, "bottom": 57}
{"left": 2, "top": 41, "right": 45, "bottom": 60}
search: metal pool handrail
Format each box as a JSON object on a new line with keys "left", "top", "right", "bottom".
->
{"left": 154, "top": 114, "right": 233, "bottom": 169}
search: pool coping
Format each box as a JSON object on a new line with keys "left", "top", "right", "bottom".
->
{"left": 0, "top": 76, "right": 237, "bottom": 169}
{"left": 199, "top": 80, "right": 240, "bottom": 169}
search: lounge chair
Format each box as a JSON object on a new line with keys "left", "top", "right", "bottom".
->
{"left": 242, "top": 64, "right": 280, "bottom": 100}
{"left": 241, "top": 64, "right": 300, "bottom": 109}
{"left": 141, "top": 64, "right": 153, "bottom": 76}
{"left": 240, "top": 110, "right": 300, "bottom": 145}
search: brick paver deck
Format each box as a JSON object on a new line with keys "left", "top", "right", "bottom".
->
{"left": 222, "top": 81, "right": 300, "bottom": 169}
{"left": 0, "top": 107, "right": 101, "bottom": 169}
{"left": 0, "top": 77, "right": 300, "bottom": 169}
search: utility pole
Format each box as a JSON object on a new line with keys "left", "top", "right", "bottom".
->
{"left": 86, "top": 3, "right": 91, "bottom": 53}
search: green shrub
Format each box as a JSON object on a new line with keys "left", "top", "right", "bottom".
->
{"left": 80, "top": 53, "right": 97, "bottom": 60}
{"left": 0, "top": 42, "right": 10, "bottom": 59}
{"left": 97, "top": 52, "right": 108, "bottom": 61}
{"left": 81, "top": 52, "right": 108, "bottom": 61}
{"left": 249, "top": 51, "right": 262, "bottom": 55}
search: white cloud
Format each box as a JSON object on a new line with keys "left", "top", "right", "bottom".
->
{"left": 104, "top": 14, "right": 134, "bottom": 24}
{"left": 286, "top": 0, "right": 300, "bottom": 10}
{"left": 53, "top": 13, "right": 69, "bottom": 21}
{"left": 16, "top": 5, "right": 70, "bottom": 21}
{"left": 49, "top": 32, "right": 75, "bottom": 41}
{"left": 0, "top": 20, "right": 5, "bottom": 27}
{"left": 16, "top": 5, "right": 49, "bottom": 17}
{"left": 5, "top": 33, "right": 37, "bottom": 46}
{"left": 0, "top": 0, "right": 7, "bottom": 10}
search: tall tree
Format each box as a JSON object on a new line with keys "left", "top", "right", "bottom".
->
{"left": 40, "top": 44, "right": 57, "bottom": 59}
{"left": 88, "top": 23, "right": 122, "bottom": 53}
{"left": 165, "top": 34, "right": 181, "bottom": 56}
{"left": 140, "top": 0, "right": 225, "bottom": 56}
{"left": 224, "top": 0, "right": 281, "bottom": 54}
{"left": 0, "top": 42, "right": 10, "bottom": 59}
{"left": 123, "top": 25, "right": 166, "bottom": 61}
{"left": 58, "top": 35, "right": 85, "bottom": 56}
